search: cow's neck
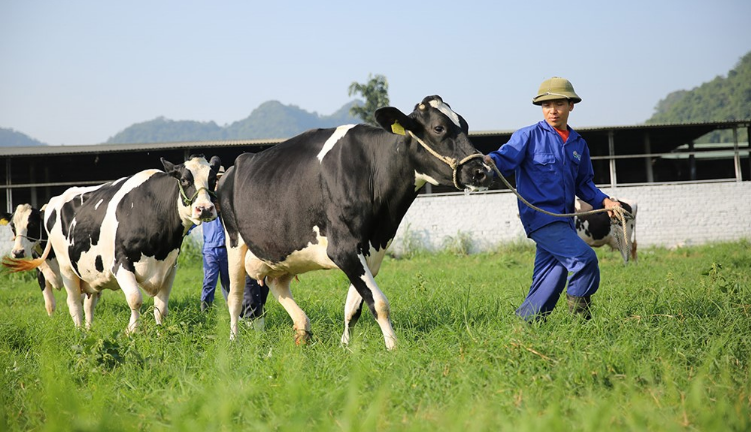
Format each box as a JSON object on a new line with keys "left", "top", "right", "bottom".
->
{"left": 366, "top": 137, "right": 425, "bottom": 250}
{"left": 158, "top": 175, "right": 194, "bottom": 246}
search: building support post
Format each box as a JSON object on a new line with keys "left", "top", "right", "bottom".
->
{"left": 5, "top": 158, "right": 11, "bottom": 213}
{"left": 29, "top": 163, "right": 37, "bottom": 208}
{"left": 747, "top": 125, "right": 751, "bottom": 181}
{"left": 608, "top": 130, "right": 617, "bottom": 189}
{"left": 644, "top": 132, "right": 654, "bottom": 183}
{"left": 733, "top": 126, "right": 742, "bottom": 182}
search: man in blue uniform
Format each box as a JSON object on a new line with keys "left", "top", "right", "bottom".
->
{"left": 485, "top": 77, "right": 621, "bottom": 321}
{"left": 200, "top": 198, "right": 230, "bottom": 312}
{"left": 200, "top": 167, "right": 270, "bottom": 319}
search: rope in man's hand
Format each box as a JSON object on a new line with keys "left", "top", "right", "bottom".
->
{"left": 483, "top": 156, "right": 634, "bottom": 252}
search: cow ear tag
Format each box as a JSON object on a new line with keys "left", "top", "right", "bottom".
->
{"left": 391, "top": 121, "right": 406, "bottom": 135}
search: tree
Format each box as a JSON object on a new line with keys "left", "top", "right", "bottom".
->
{"left": 348, "top": 74, "right": 390, "bottom": 126}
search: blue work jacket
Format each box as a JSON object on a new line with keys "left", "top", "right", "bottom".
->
{"left": 202, "top": 217, "right": 226, "bottom": 250}
{"left": 487, "top": 120, "right": 608, "bottom": 236}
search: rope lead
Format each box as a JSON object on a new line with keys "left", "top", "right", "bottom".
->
{"left": 485, "top": 158, "right": 634, "bottom": 251}
{"left": 402, "top": 129, "right": 633, "bottom": 248}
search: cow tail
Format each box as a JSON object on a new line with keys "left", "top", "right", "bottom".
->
{"left": 2, "top": 238, "right": 52, "bottom": 273}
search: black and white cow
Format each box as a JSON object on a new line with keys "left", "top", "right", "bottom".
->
{"left": 3, "top": 155, "right": 221, "bottom": 332}
{"left": 219, "top": 95, "right": 491, "bottom": 349}
{"left": 575, "top": 198, "right": 638, "bottom": 263}
{"left": 2, "top": 203, "right": 64, "bottom": 316}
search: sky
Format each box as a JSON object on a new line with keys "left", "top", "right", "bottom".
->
{"left": 1, "top": 1, "right": 750, "bottom": 146}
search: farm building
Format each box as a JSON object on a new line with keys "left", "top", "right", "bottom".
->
{"left": 2, "top": 120, "right": 750, "bottom": 252}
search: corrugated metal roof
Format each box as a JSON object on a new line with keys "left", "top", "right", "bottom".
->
{"left": 1, "top": 120, "right": 748, "bottom": 157}
{"left": 576, "top": 119, "right": 751, "bottom": 131}
{"left": 469, "top": 119, "right": 751, "bottom": 136}
{"left": 0, "top": 138, "right": 284, "bottom": 157}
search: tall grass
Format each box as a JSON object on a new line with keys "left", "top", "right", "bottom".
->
{"left": 0, "top": 241, "right": 749, "bottom": 431}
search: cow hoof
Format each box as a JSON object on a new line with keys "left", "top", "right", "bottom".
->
{"left": 384, "top": 336, "right": 397, "bottom": 351}
{"left": 250, "top": 317, "right": 265, "bottom": 331}
{"left": 294, "top": 329, "right": 311, "bottom": 345}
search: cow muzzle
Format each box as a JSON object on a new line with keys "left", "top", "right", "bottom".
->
{"left": 193, "top": 204, "right": 217, "bottom": 222}
{"left": 459, "top": 160, "right": 492, "bottom": 191}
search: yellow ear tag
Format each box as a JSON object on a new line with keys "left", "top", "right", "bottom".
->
{"left": 391, "top": 121, "right": 406, "bottom": 135}
{"left": 0, "top": 218, "right": 8, "bottom": 226}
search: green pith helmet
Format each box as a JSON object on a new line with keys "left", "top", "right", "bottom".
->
{"left": 532, "top": 77, "right": 582, "bottom": 105}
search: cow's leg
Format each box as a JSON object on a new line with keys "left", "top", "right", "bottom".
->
{"left": 336, "top": 253, "right": 396, "bottom": 350}
{"left": 83, "top": 291, "right": 100, "bottom": 329}
{"left": 341, "top": 284, "right": 364, "bottom": 346}
{"left": 267, "top": 274, "right": 310, "bottom": 345}
{"left": 631, "top": 222, "right": 638, "bottom": 263}
{"left": 115, "top": 270, "right": 143, "bottom": 334}
{"left": 227, "top": 240, "right": 248, "bottom": 340}
{"left": 341, "top": 247, "right": 388, "bottom": 347}
{"left": 42, "top": 283, "right": 56, "bottom": 317}
{"left": 39, "top": 263, "right": 61, "bottom": 316}
{"left": 61, "top": 272, "right": 84, "bottom": 328}
{"left": 41, "top": 261, "right": 62, "bottom": 317}
{"left": 153, "top": 265, "right": 177, "bottom": 325}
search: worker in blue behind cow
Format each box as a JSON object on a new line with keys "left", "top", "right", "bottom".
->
{"left": 200, "top": 165, "right": 270, "bottom": 319}
{"left": 242, "top": 274, "right": 269, "bottom": 324}
{"left": 484, "top": 77, "right": 622, "bottom": 321}
{"left": 200, "top": 167, "right": 230, "bottom": 312}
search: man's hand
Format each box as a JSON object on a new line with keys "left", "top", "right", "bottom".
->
{"left": 603, "top": 197, "right": 622, "bottom": 218}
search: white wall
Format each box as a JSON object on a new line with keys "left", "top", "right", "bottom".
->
{"left": 2, "top": 182, "right": 750, "bottom": 256}
{"left": 390, "top": 181, "right": 751, "bottom": 254}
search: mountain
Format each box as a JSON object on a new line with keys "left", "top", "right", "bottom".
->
{"left": 105, "top": 117, "right": 226, "bottom": 144}
{"left": 0, "top": 128, "right": 48, "bottom": 147}
{"left": 223, "top": 100, "right": 362, "bottom": 140}
{"left": 646, "top": 50, "right": 751, "bottom": 142}
{"left": 107, "top": 100, "right": 363, "bottom": 144}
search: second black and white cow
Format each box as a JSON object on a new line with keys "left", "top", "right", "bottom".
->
{"left": 219, "top": 95, "right": 491, "bottom": 349}
{"left": 3, "top": 155, "right": 221, "bottom": 332}
{"left": 2, "top": 203, "right": 63, "bottom": 316}
{"left": 575, "top": 198, "right": 638, "bottom": 263}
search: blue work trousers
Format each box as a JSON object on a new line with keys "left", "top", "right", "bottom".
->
{"left": 201, "top": 246, "right": 230, "bottom": 303}
{"left": 242, "top": 275, "right": 270, "bottom": 319}
{"left": 516, "top": 221, "right": 600, "bottom": 320}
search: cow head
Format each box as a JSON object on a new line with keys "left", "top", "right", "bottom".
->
{"left": 161, "top": 154, "right": 221, "bottom": 224}
{"left": 1, "top": 204, "right": 46, "bottom": 259}
{"left": 375, "top": 95, "right": 491, "bottom": 192}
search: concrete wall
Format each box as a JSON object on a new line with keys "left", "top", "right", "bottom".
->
{"left": 2, "top": 181, "right": 750, "bottom": 256}
{"left": 390, "top": 181, "right": 751, "bottom": 254}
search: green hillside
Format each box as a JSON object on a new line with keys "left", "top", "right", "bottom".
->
{"left": 105, "top": 117, "right": 226, "bottom": 144}
{"left": 647, "top": 50, "right": 751, "bottom": 142}
{"left": 0, "top": 128, "right": 47, "bottom": 147}
{"left": 106, "top": 100, "right": 362, "bottom": 144}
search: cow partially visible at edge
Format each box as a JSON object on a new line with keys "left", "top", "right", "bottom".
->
{"left": 1, "top": 203, "right": 66, "bottom": 316}
{"left": 575, "top": 198, "right": 638, "bottom": 263}
{"left": 3, "top": 155, "right": 221, "bottom": 333}
{"left": 219, "top": 95, "right": 492, "bottom": 350}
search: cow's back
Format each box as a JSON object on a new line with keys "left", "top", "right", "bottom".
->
{"left": 223, "top": 128, "right": 356, "bottom": 263}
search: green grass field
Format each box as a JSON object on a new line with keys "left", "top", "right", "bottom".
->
{"left": 1, "top": 240, "right": 749, "bottom": 431}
